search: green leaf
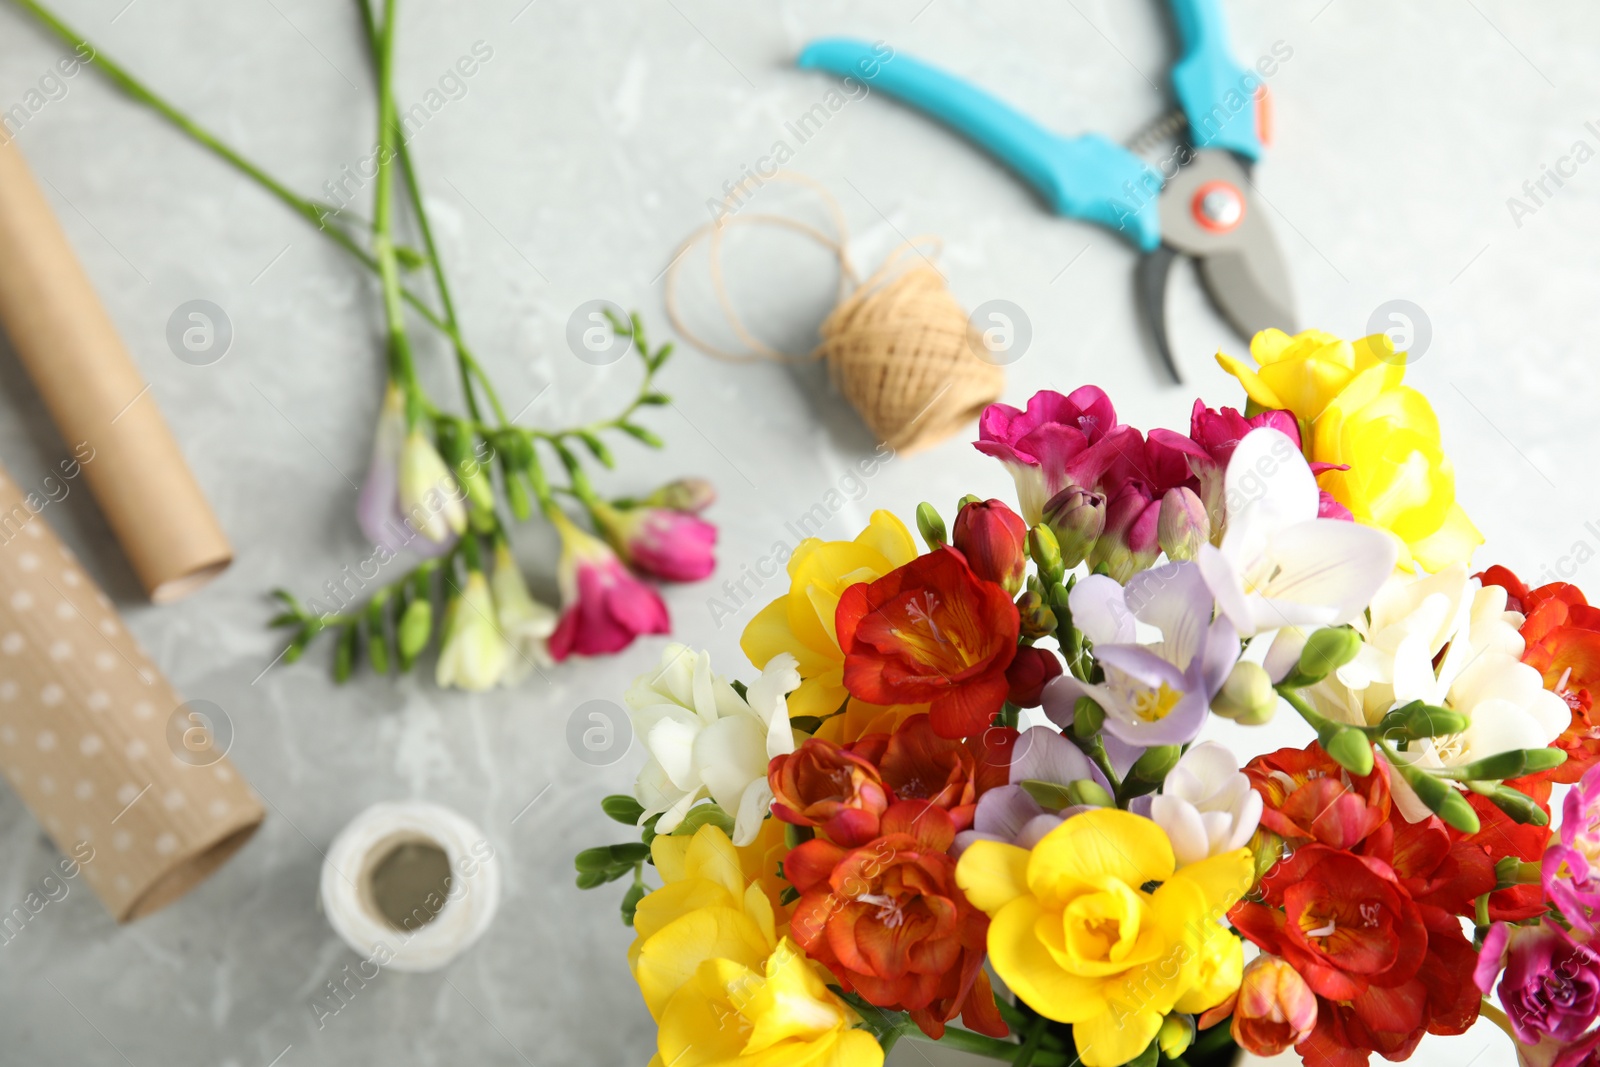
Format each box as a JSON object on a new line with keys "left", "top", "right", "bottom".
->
{"left": 608, "top": 842, "right": 652, "bottom": 865}
{"left": 577, "top": 430, "right": 615, "bottom": 469}
{"left": 267, "top": 611, "right": 301, "bottom": 629}
{"left": 271, "top": 588, "right": 303, "bottom": 613}
{"left": 550, "top": 438, "right": 584, "bottom": 478}
{"left": 637, "top": 392, "right": 670, "bottom": 406}
{"left": 575, "top": 847, "right": 615, "bottom": 873}
{"left": 575, "top": 869, "right": 609, "bottom": 890}
{"left": 601, "top": 794, "right": 646, "bottom": 825}
{"left": 648, "top": 341, "right": 674, "bottom": 371}
{"left": 619, "top": 423, "right": 664, "bottom": 449}
{"left": 334, "top": 623, "right": 359, "bottom": 683}
{"left": 282, "top": 627, "right": 312, "bottom": 665}
{"left": 621, "top": 881, "right": 647, "bottom": 926}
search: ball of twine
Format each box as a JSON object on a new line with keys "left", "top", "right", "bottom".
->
{"left": 665, "top": 173, "right": 1003, "bottom": 455}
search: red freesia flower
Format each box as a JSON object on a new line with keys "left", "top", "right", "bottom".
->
{"left": 768, "top": 738, "right": 891, "bottom": 847}
{"left": 868, "top": 714, "right": 1014, "bottom": 832}
{"left": 1246, "top": 744, "right": 1392, "bottom": 850}
{"left": 1451, "top": 783, "right": 1552, "bottom": 921}
{"left": 1236, "top": 743, "right": 1496, "bottom": 1066}
{"left": 836, "top": 548, "right": 1019, "bottom": 739}
{"left": 785, "top": 800, "right": 1006, "bottom": 1040}
{"left": 1479, "top": 564, "right": 1600, "bottom": 783}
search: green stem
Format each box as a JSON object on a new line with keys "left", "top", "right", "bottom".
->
{"left": 369, "top": 0, "right": 414, "bottom": 392}
{"left": 1479, "top": 999, "right": 1515, "bottom": 1041}
{"left": 1012, "top": 1015, "right": 1049, "bottom": 1067}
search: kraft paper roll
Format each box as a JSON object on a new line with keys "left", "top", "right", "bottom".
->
{"left": 0, "top": 464, "right": 262, "bottom": 921}
{"left": 0, "top": 134, "right": 231, "bottom": 603}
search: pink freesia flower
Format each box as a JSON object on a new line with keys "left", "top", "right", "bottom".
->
{"left": 1184, "top": 400, "right": 1351, "bottom": 523}
{"left": 974, "top": 386, "right": 1128, "bottom": 524}
{"left": 548, "top": 511, "right": 670, "bottom": 660}
{"left": 1548, "top": 763, "right": 1600, "bottom": 933}
{"left": 1475, "top": 920, "right": 1600, "bottom": 1046}
{"left": 594, "top": 502, "right": 717, "bottom": 583}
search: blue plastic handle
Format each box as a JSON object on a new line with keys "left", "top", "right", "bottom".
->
{"left": 1167, "top": 0, "right": 1264, "bottom": 161}
{"left": 798, "top": 39, "right": 1162, "bottom": 251}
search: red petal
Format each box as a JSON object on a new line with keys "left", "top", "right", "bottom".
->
{"left": 928, "top": 672, "right": 1011, "bottom": 738}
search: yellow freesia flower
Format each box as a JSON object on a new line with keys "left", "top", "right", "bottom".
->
{"left": 634, "top": 825, "right": 881, "bottom": 1067}
{"left": 956, "top": 810, "right": 1251, "bottom": 1067}
{"left": 1217, "top": 328, "right": 1482, "bottom": 572}
{"left": 742, "top": 511, "right": 926, "bottom": 741}
{"left": 653, "top": 939, "right": 883, "bottom": 1067}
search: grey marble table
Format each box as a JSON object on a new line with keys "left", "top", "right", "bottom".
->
{"left": 0, "top": 1, "right": 1593, "bottom": 1064}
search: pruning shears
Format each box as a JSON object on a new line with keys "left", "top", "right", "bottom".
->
{"left": 797, "top": 0, "right": 1295, "bottom": 383}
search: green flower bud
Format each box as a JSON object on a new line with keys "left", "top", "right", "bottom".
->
{"left": 1457, "top": 748, "right": 1567, "bottom": 781}
{"left": 1381, "top": 700, "right": 1471, "bottom": 741}
{"left": 1482, "top": 784, "right": 1550, "bottom": 827}
{"left": 1072, "top": 696, "right": 1106, "bottom": 740}
{"left": 1017, "top": 589, "right": 1058, "bottom": 639}
{"left": 916, "top": 502, "right": 947, "bottom": 549}
{"left": 1042, "top": 486, "right": 1106, "bottom": 570}
{"left": 398, "top": 596, "right": 433, "bottom": 661}
{"left": 1027, "top": 523, "right": 1064, "bottom": 585}
{"left": 1157, "top": 1014, "right": 1195, "bottom": 1060}
{"left": 1212, "top": 661, "right": 1277, "bottom": 724}
{"left": 1323, "top": 728, "right": 1374, "bottom": 776}
{"left": 1131, "top": 744, "right": 1182, "bottom": 783}
{"left": 1065, "top": 780, "right": 1116, "bottom": 809}
{"left": 1297, "top": 626, "right": 1363, "bottom": 682}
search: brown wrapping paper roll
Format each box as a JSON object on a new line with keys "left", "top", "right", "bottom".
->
{"left": 0, "top": 135, "right": 231, "bottom": 603}
{"left": 0, "top": 464, "right": 262, "bottom": 921}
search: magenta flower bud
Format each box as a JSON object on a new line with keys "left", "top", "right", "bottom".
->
{"left": 1042, "top": 485, "right": 1106, "bottom": 569}
{"left": 1157, "top": 486, "right": 1210, "bottom": 561}
{"left": 1088, "top": 485, "right": 1160, "bottom": 582}
{"left": 952, "top": 498, "right": 1028, "bottom": 594}
{"left": 548, "top": 511, "right": 671, "bottom": 660}
{"left": 594, "top": 502, "right": 717, "bottom": 583}
{"left": 643, "top": 476, "right": 716, "bottom": 514}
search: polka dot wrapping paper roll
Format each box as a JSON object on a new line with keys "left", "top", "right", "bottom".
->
{"left": 0, "top": 466, "right": 263, "bottom": 922}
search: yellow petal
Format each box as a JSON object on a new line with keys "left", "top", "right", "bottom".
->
{"left": 684, "top": 824, "right": 747, "bottom": 898}
{"left": 1409, "top": 501, "right": 1484, "bottom": 573}
{"left": 825, "top": 1030, "right": 887, "bottom": 1067}
{"left": 635, "top": 906, "right": 773, "bottom": 1019}
{"left": 651, "top": 833, "right": 693, "bottom": 884}
{"left": 986, "top": 896, "right": 1106, "bottom": 1023}
{"left": 1028, "top": 811, "right": 1174, "bottom": 907}
{"left": 656, "top": 957, "right": 754, "bottom": 1064}
{"left": 955, "top": 840, "right": 1032, "bottom": 915}
{"left": 1215, "top": 352, "right": 1285, "bottom": 412}
{"left": 854, "top": 510, "right": 918, "bottom": 570}
{"left": 1071, "top": 1004, "right": 1165, "bottom": 1067}
{"left": 742, "top": 595, "right": 813, "bottom": 673}
{"left": 1173, "top": 928, "right": 1244, "bottom": 1015}
{"left": 1170, "top": 848, "right": 1254, "bottom": 917}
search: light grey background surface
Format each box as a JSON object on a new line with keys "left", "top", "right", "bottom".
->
{"left": 0, "top": 1, "right": 1590, "bottom": 1064}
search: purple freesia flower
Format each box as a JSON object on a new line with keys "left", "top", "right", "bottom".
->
{"left": 356, "top": 383, "right": 456, "bottom": 558}
{"left": 1475, "top": 920, "right": 1600, "bottom": 1046}
{"left": 1042, "top": 561, "right": 1237, "bottom": 748}
{"left": 953, "top": 725, "right": 1113, "bottom": 855}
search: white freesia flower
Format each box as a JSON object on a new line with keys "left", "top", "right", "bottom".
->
{"left": 1198, "top": 427, "right": 1397, "bottom": 638}
{"left": 1134, "top": 741, "right": 1262, "bottom": 867}
{"left": 1306, "top": 566, "right": 1570, "bottom": 821}
{"left": 489, "top": 542, "right": 557, "bottom": 680}
{"left": 435, "top": 570, "right": 513, "bottom": 691}
{"left": 625, "top": 644, "right": 800, "bottom": 845}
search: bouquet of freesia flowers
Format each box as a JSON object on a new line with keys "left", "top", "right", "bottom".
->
{"left": 577, "top": 328, "right": 1600, "bottom": 1067}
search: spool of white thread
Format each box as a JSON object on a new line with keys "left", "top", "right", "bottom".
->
{"left": 319, "top": 801, "right": 501, "bottom": 973}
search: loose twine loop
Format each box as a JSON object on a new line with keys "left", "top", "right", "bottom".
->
{"left": 664, "top": 172, "right": 1004, "bottom": 455}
